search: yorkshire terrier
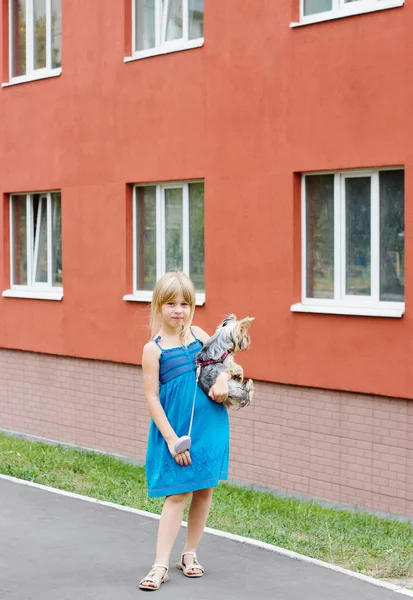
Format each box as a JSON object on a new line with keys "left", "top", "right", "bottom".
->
{"left": 196, "top": 314, "right": 254, "bottom": 408}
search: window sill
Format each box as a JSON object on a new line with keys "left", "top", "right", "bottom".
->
{"left": 290, "top": 0, "right": 404, "bottom": 27}
{"left": 124, "top": 39, "right": 204, "bottom": 62}
{"left": 2, "top": 289, "right": 63, "bottom": 301}
{"left": 124, "top": 292, "right": 205, "bottom": 306}
{"left": 2, "top": 68, "right": 62, "bottom": 88}
{"left": 290, "top": 302, "right": 404, "bottom": 318}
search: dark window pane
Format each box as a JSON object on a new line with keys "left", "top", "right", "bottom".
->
{"left": 380, "top": 170, "right": 404, "bottom": 302}
{"left": 11, "top": 0, "right": 26, "bottom": 77}
{"left": 345, "top": 177, "right": 371, "bottom": 296}
{"left": 11, "top": 195, "right": 28, "bottom": 285}
{"left": 306, "top": 175, "right": 334, "bottom": 299}
{"left": 165, "top": 188, "right": 183, "bottom": 272}
{"left": 51, "top": 0, "right": 62, "bottom": 68}
{"left": 33, "top": 0, "right": 47, "bottom": 70}
{"left": 51, "top": 192, "right": 63, "bottom": 286}
{"left": 136, "top": 186, "right": 157, "bottom": 291}
{"left": 189, "top": 182, "right": 204, "bottom": 292}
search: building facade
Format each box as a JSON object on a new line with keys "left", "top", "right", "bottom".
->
{"left": 1, "top": 0, "right": 412, "bottom": 517}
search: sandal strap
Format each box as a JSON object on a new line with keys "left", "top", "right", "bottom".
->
{"left": 140, "top": 575, "right": 159, "bottom": 586}
{"left": 152, "top": 563, "right": 169, "bottom": 572}
{"left": 181, "top": 552, "right": 197, "bottom": 560}
{"left": 181, "top": 554, "right": 204, "bottom": 573}
{"left": 139, "top": 564, "right": 169, "bottom": 588}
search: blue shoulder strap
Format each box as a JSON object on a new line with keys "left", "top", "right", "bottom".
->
{"left": 153, "top": 335, "right": 163, "bottom": 350}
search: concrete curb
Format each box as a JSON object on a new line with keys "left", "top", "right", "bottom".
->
{"left": 1, "top": 473, "right": 412, "bottom": 597}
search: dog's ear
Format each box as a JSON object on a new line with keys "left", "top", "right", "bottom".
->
{"left": 239, "top": 317, "right": 254, "bottom": 330}
{"left": 218, "top": 314, "right": 237, "bottom": 328}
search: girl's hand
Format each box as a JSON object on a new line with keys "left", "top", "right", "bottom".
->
{"left": 167, "top": 438, "right": 192, "bottom": 467}
{"left": 209, "top": 371, "right": 230, "bottom": 404}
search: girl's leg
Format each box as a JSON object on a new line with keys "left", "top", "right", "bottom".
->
{"left": 181, "top": 487, "right": 214, "bottom": 574}
{"left": 141, "top": 492, "right": 190, "bottom": 588}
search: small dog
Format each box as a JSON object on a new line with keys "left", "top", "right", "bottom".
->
{"left": 196, "top": 314, "right": 254, "bottom": 408}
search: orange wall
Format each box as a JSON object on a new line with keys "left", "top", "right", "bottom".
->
{"left": 1, "top": 0, "right": 413, "bottom": 399}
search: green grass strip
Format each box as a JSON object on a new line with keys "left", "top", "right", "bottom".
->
{"left": 1, "top": 432, "right": 412, "bottom": 581}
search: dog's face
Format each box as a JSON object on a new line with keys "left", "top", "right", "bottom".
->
{"left": 216, "top": 314, "right": 254, "bottom": 352}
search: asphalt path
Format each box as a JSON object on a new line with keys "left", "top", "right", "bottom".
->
{"left": 0, "top": 477, "right": 408, "bottom": 600}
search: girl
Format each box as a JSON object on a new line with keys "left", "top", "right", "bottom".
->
{"left": 139, "top": 271, "right": 230, "bottom": 591}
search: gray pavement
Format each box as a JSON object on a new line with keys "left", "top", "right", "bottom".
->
{"left": 0, "top": 477, "right": 406, "bottom": 600}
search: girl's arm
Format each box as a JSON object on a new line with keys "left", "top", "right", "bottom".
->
{"left": 142, "top": 342, "right": 191, "bottom": 466}
{"left": 192, "top": 325, "right": 230, "bottom": 404}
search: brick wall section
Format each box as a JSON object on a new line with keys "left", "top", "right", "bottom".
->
{"left": 0, "top": 349, "right": 412, "bottom": 518}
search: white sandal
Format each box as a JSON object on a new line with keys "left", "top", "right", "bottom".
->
{"left": 176, "top": 552, "right": 205, "bottom": 578}
{"left": 138, "top": 563, "right": 169, "bottom": 591}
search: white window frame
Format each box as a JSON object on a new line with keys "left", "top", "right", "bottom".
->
{"left": 291, "top": 168, "right": 405, "bottom": 318}
{"left": 3, "top": 191, "right": 63, "bottom": 301}
{"left": 126, "top": 0, "right": 204, "bottom": 62}
{"left": 292, "top": 0, "right": 404, "bottom": 27}
{"left": 123, "top": 180, "right": 205, "bottom": 305}
{"left": 7, "top": 0, "right": 62, "bottom": 86}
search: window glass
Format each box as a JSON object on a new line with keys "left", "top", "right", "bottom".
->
{"left": 303, "top": 0, "right": 394, "bottom": 21}
{"left": 188, "top": 0, "right": 203, "bottom": 40}
{"left": 135, "top": 0, "right": 156, "bottom": 51}
{"left": 134, "top": 182, "right": 205, "bottom": 293}
{"left": 305, "top": 175, "right": 335, "bottom": 299}
{"left": 136, "top": 186, "right": 157, "bottom": 291}
{"left": 303, "top": 0, "right": 332, "bottom": 16}
{"left": 165, "top": 188, "right": 183, "bottom": 271}
{"left": 51, "top": 0, "right": 62, "bottom": 68}
{"left": 11, "top": 0, "right": 26, "bottom": 77}
{"left": 10, "top": 191, "right": 62, "bottom": 290}
{"left": 345, "top": 177, "right": 371, "bottom": 296}
{"left": 303, "top": 169, "right": 404, "bottom": 307}
{"left": 33, "top": 194, "right": 48, "bottom": 283}
{"left": 51, "top": 192, "right": 63, "bottom": 286}
{"left": 164, "top": 0, "right": 183, "bottom": 42}
{"left": 33, "top": 0, "right": 47, "bottom": 70}
{"left": 11, "top": 195, "right": 28, "bottom": 285}
{"left": 11, "top": 0, "right": 61, "bottom": 79}
{"left": 189, "top": 182, "right": 204, "bottom": 292}
{"left": 380, "top": 170, "right": 404, "bottom": 302}
{"left": 134, "top": 0, "right": 203, "bottom": 54}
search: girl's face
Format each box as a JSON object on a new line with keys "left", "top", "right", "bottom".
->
{"left": 160, "top": 292, "right": 192, "bottom": 331}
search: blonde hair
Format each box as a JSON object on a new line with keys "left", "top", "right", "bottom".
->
{"left": 150, "top": 271, "right": 196, "bottom": 342}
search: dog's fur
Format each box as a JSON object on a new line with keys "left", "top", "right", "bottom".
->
{"left": 196, "top": 314, "right": 254, "bottom": 408}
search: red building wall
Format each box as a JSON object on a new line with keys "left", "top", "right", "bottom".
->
{"left": 1, "top": 0, "right": 412, "bottom": 399}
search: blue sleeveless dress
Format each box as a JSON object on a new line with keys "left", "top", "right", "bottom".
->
{"left": 145, "top": 332, "right": 230, "bottom": 498}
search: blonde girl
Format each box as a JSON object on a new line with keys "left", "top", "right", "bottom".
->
{"left": 139, "top": 272, "right": 230, "bottom": 591}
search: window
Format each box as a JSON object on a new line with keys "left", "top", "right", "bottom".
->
{"left": 130, "top": 181, "right": 204, "bottom": 301}
{"left": 9, "top": 0, "right": 61, "bottom": 83}
{"left": 298, "top": 0, "right": 404, "bottom": 24}
{"left": 132, "top": 0, "right": 204, "bottom": 58}
{"left": 293, "top": 169, "right": 404, "bottom": 317}
{"left": 7, "top": 192, "right": 63, "bottom": 298}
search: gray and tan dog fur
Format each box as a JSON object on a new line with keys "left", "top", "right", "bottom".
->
{"left": 196, "top": 314, "right": 254, "bottom": 408}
